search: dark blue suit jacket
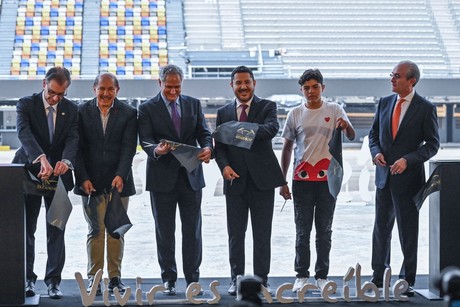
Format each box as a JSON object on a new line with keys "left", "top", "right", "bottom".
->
{"left": 215, "top": 96, "right": 285, "bottom": 195}
{"left": 13, "top": 91, "right": 79, "bottom": 191}
{"left": 369, "top": 92, "right": 440, "bottom": 194}
{"left": 138, "top": 93, "right": 212, "bottom": 193}
{"left": 73, "top": 98, "right": 138, "bottom": 197}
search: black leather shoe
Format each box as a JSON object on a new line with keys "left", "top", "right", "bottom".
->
{"left": 228, "top": 281, "right": 236, "bottom": 296}
{"left": 87, "top": 278, "right": 102, "bottom": 295}
{"left": 163, "top": 282, "right": 176, "bottom": 296}
{"left": 25, "top": 280, "right": 35, "bottom": 297}
{"left": 47, "top": 283, "right": 63, "bottom": 299}
{"left": 402, "top": 286, "right": 415, "bottom": 297}
{"left": 108, "top": 277, "right": 127, "bottom": 294}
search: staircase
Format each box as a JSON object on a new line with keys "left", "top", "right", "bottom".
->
{"left": 80, "top": 0, "right": 100, "bottom": 77}
{"left": 0, "top": 0, "right": 18, "bottom": 76}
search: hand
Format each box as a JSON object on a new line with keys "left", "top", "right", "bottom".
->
{"left": 390, "top": 158, "right": 407, "bottom": 175}
{"left": 197, "top": 147, "right": 212, "bottom": 163}
{"left": 279, "top": 184, "right": 292, "bottom": 200}
{"left": 37, "top": 156, "right": 53, "bottom": 180}
{"left": 111, "top": 175, "right": 124, "bottom": 193}
{"left": 223, "top": 166, "right": 240, "bottom": 181}
{"left": 336, "top": 117, "right": 349, "bottom": 130}
{"left": 373, "top": 153, "right": 387, "bottom": 167}
{"left": 154, "top": 142, "right": 172, "bottom": 156}
{"left": 81, "top": 180, "right": 96, "bottom": 195}
{"left": 53, "top": 161, "right": 70, "bottom": 176}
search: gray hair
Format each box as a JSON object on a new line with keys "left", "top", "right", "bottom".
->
{"left": 398, "top": 60, "right": 420, "bottom": 86}
{"left": 93, "top": 73, "right": 119, "bottom": 88}
{"left": 159, "top": 64, "right": 184, "bottom": 82}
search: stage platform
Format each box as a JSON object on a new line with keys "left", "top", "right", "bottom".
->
{"left": 22, "top": 275, "right": 444, "bottom": 306}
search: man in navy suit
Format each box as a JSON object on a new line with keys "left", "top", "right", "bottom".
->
{"left": 369, "top": 60, "right": 440, "bottom": 296}
{"left": 13, "top": 66, "right": 78, "bottom": 299}
{"left": 214, "top": 66, "right": 285, "bottom": 295}
{"left": 138, "top": 64, "right": 212, "bottom": 295}
{"left": 74, "top": 73, "right": 137, "bottom": 295}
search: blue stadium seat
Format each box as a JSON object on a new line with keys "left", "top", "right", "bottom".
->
{"left": 35, "top": 2, "right": 44, "bottom": 9}
{"left": 100, "top": 18, "right": 109, "bottom": 26}
{"left": 50, "top": 9, "right": 59, "bottom": 17}
{"left": 66, "top": 18, "right": 75, "bottom": 26}
{"left": 109, "top": 2, "right": 118, "bottom": 9}
{"left": 73, "top": 43, "right": 82, "bottom": 52}
{"left": 47, "top": 51, "right": 56, "bottom": 59}
{"left": 63, "top": 59, "right": 72, "bottom": 67}
{"left": 20, "top": 60, "right": 29, "bottom": 67}
{"left": 141, "top": 18, "right": 149, "bottom": 26}
{"left": 31, "top": 43, "right": 40, "bottom": 51}
{"left": 15, "top": 36, "right": 24, "bottom": 44}
{"left": 158, "top": 26, "right": 166, "bottom": 35}
{"left": 108, "top": 43, "right": 117, "bottom": 51}
{"left": 99, "top": 59, "right": 109, "bottom": 67}
{"left": 125, "top": 50, "right": 134, "bottom": 58}
{"left": 125, "top": 9, "right": 133, "bottom": 17}
{"left": 57, "top": 36, "right": 65, "bottom": 43}
{"left": 117, "top": 27, "right": 126, "bottom": 35}
{"left": 133, "top": 35, "right": 142, "bottom": 43}
{"left": 117, "top": 67, "right": 126, "bottom": 75}
{"left": 142, "top": 59, "right": 151, "bottom": 67}
{"left": 150, "top": 43, "right": 159, "bottom": 51}
{"left": 37, "top": 67, "right": 47, "bottom": 75}
{"left": 75, "top": 2, "right": 84, "bottom": 10}
{"left": 25, "top": 18, "right": 34, "bottom": 26}
{"left": 41, "top": 27, "right": 50, "bottom": 35}
{"left": 149, "top": 2, "right": 157, "bottom": 9}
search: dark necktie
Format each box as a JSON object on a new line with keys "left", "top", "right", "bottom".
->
{"left": 239, "top": 104, "right": 248, "bottom": 122}
{"left": 170, "top": 101, "right": 181, "bottom": 136}
{"left": 47, "top": 106, "right": 55, "bottom": 142}
{"left": 392, "top": 98, "right": 405, "bottom": 139}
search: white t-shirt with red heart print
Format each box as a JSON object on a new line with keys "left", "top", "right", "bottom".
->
{"left": 281, "top": 101, "right": 351, "bottom": 181}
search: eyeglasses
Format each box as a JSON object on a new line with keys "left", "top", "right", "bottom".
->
{"left": 46, "top": 86, "right": 67, "bottom": 99}
{"left": 389, "top": 73, "right": 402, "bottom": 79}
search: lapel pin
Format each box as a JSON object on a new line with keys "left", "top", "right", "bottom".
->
{"left": 61, "top": 112, "right": 65, "bottom": 115}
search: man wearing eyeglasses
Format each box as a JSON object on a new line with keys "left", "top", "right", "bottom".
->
{"left": 368, "top": 60, "right": 440, "bottom": 296}
{"left": 13, "top": 66, "right": 78, "bottom": 299}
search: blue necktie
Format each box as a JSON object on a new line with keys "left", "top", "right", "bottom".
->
{"left": 47, "top": 106, "right": 55, "bottom": 142}
{"left": 170, "top": 101, "right": 181, "bottom": 136}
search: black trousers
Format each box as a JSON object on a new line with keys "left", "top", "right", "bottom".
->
{"left": 226, "top": 175, "right": 274, "bottom": 284}
{"left": 372, "top": 182, "right": 419, "bottom": 286}
{"left": 25, "top": 193, "right": 66, "bottom": 286}
{"left": 150, "top": 169, "right": 203, "bottom": 285}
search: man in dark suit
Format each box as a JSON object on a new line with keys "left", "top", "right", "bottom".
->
{"left": 13, "top": 66, "right": 78, "bottom": 299}
{"left": 369, "top": 60, "right": 440, "bottom": 296}
{"left": 74, "top": 73, "right": 137, "bottom": 295}
{"left": 214, "top": 65, "right": 285, "bottom": 295}
{"left": 138, "top": 64, "right": 212, "bottom": 295}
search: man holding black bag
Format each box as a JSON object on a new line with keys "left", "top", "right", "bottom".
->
{"left": 13, "top": 66, "right": 78, "bottom": 299}
{"left": 74, "top": 73, "right": 137, "bottom": 295}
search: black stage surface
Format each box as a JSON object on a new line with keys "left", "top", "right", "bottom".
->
{"left": 14, "top": 275, "right": 446, "bottom": 307}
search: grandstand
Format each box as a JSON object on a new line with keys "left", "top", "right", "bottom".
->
{"left": 1, "top": 0, "right": 460, "bottom": 79}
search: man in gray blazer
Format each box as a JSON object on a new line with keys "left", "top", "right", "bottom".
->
{"left": 369, "top": 60, "right": 440, "bottom": 296}
{"left": 214, "top": 65, "right": 285, "bottom": 295}
{"left": 74, "top": 73, "right": 137, "bottom": 295}
{"left": 13, "top": 66, "right": 78, "bottom": 299}
{"left": 138, "top": 64, "right": 212, "bottom": 295}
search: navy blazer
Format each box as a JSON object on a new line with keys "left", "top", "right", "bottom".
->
{"left": 74, "top": 98, "right": 138, "bottom": 197}
{"left": 369, "top": 92, "right": 440, "bottom": 194}
{"left": 13, "top": 91, "right": 79, "bottom": 191}
{"left": 215, "top": 95, "right": 285, "bottom": 195}
{"left": 138, "top": 93, "right": 212, "bottom": 193}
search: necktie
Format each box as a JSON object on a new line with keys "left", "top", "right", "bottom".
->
{"left": 170, "top": 101, "right": 181, "bottom": 136}
{"left": 47, "top": 106, "right": 55, "bottom": 142}
{"left": 392, "top": 98, "right": 405, "bottom": 139}
{"left": 239, "top": 104, "right": 248, "bottom": 122}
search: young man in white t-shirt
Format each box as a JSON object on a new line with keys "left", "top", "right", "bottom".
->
{"left": 280, "top": 69, "right": 355, "bottom": 292}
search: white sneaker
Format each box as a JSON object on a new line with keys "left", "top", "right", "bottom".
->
{"left": 292, "top": 277, "right": 309, "bottom": 292}
{"left": 316, "top": 278, "right": 335, "bottom": 293}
